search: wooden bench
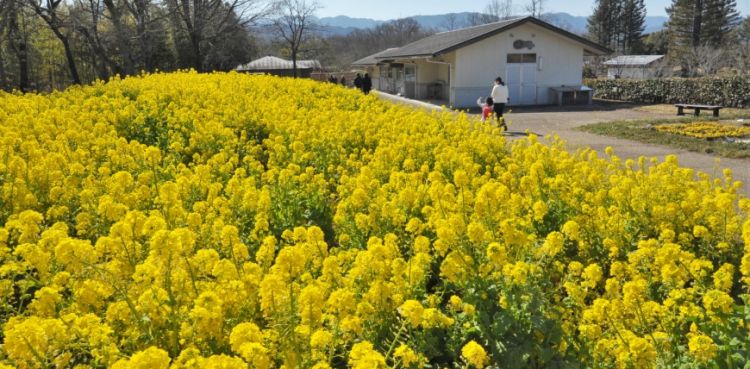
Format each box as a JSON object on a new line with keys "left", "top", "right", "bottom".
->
{"left": 675, "top": 104, "right": 723, "bottom": 117}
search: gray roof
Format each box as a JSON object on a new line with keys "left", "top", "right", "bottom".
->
{"left": 374, "top": 16, "right": 610, "bottom": 60}
{"left": 351, "top": 48, "right": 399, "bottom": 66}
{"left": 604, "top": 55, "right": 665, "bottom": 66}
{"left": 237, "top": 56, "right": 322, "bottom": 71}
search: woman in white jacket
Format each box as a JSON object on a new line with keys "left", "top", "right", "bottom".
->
{"left": 490, "top": 77, "right": 509, "bottom": 131}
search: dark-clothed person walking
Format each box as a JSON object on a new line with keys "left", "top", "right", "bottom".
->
{"left": 362, "top": 74, "right": 372, "bottom": 95}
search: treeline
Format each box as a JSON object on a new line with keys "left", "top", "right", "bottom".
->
{"left": 322, "top": 18, "right": 433, "bottom": 67}
{"left": 588, "top": 0, "right": 647, "bottom": 54}
{"left": 0, "top": 0, "right": 268, "bottom": 91}
{"left": 587, "top": 0, "right": 750, "bottom": 76}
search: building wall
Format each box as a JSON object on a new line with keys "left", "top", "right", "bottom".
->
{"left": 451, "top": 22, "right": 586, "bottom": 108}
{"left": 413, "top": 59, "right": 450, "bottom": 100}
{"left": 368, "top": 67, "right": 381, "bottom": 90}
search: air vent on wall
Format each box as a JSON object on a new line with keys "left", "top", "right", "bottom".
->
{"left": 513, "top": 40, "right": 535, "bottom": 50}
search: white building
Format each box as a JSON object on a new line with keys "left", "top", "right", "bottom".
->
{"left": 604, "top": 55, "right": 667, "bottom": 79}
{"left": 352, "top": 16, "right": 610, "bottom": 108}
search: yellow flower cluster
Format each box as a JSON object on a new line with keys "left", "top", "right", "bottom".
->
{"left": 655, "top": 121, "right": 750, "bottom": 139}
{"left": 0, "top": 71, "right": 748, "bottom": 369}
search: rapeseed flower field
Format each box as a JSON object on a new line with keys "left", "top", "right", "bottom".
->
{"left": 0, "top": 71, "right": 748, "bottom": 369}
{"left": 655, "top": 122, "right": 750, "bottom": 140}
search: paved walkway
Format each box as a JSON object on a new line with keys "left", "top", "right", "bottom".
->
{"left": 377, "top": 93, "right": 750, "bottom": 195}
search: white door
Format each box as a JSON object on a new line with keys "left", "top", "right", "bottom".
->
{"left": 507, "top": 64, "right": 522, "bottom": 106}
{"left": 506, "top": 54, "right": 537, "bottom": 106}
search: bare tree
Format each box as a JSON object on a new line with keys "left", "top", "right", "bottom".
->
{"left": 467, "top": 0, "right": 513, "bottom": 27}
{"left": 271, "top": 0, "right": 320, "bottom": 78}
{"left": 467, "top": 12, "right": 497, "bottom": 26}
{"left": 166, "top": 0, "right": 269, "bottom": 71}
{"left": 99, "top": 0, "right": 136, "bottom": 75}
{"left": 683, "top": 45, "right": 725, "bottom": 76}
{"left": 486, "top": 0, "right": 514, "bottom": 20}
{"left": 440, "top": 13, "right": 460, "bottom": 31}
{"left": 73, "top": 0, "right": 122, "bottom": 79}
{"left": 524, "top": 0, "right": 544, "bottom": 18}
{"left": 25, "top": 0, "right": 82, "bottom": 84}
{"left": 2, "top": 0, "right": 32, "bottom": 90}
{"left": 122, "top": 0, "right": 168, "bottom": 72}
{"left": 607, "top": 54, "right": 627, "bottom": 79}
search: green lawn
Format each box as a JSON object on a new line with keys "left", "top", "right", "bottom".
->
{"left": 578, "top": 116, "right": 750, "bottom": 159}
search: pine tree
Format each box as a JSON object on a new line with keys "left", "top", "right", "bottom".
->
{"left": 621, "top": 0, "right": 646, "bottom": 53}
{"left": 666, "top": 0, "right": 740, "bottom": 48}
{"left": 587, "top": 0, "right": 646, "bottom": 54}
{"left": 588, "top": 0, "right": 616, "bottom": 50}
{"left": 666, "top": 0, "right": 701, "bottom": 49}
{"left": 702, "top": 0, "right": 741, "bottom": 45}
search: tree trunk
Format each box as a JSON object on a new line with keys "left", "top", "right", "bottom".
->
{"left": 693, "top": 0, "right": 703, "bottom": 48}
{"left": 7, "top": 15, "right": 30, "bottom": 91}
{"left": 35, "top": 8, "right": 82, "bottom": 85}
{"left": 17, "top": 40, "right": 29, "bottom": 91}
{"left": 291, "top": 49, "right": 297, "bottom": 78}
{"left": 80, "top": 28, "right": 111, "bottom": 80}
{"left": 0, "top": 50, "right": 6, "bottom": 91}
{"left": 102, "top": 0, "right": 135, "bottom": 75}
{"left": 190, "top": 32, "right": 202, "bottom": 72}
{"left": 57, "top": 32, "right": 82, "bottom": 84}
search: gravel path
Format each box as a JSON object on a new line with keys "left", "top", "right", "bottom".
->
{"left": 377, "top": 92, "right": 750, "bottom": 195}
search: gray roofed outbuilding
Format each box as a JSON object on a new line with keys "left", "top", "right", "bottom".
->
{"left": 603, "top": 55, "right": 665, "bottom": 67}
{"left": 236, "top": 56, "right": 322, "bottom": 71}
{"left": 374, "top": 16, "right": 611, "bottom": 59}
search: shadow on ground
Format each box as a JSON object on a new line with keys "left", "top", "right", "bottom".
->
{"left": 502, "top": 131, "right": 540, "bottom": 137}
{"left": 463, "top": 100, "right": 649, "bottom": 115}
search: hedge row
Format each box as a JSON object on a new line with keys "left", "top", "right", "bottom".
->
{"left": 584, "top": 77, "right": 750, "bottom": 108}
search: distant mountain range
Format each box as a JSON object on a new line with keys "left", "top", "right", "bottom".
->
{"left": 317, "top": 12, "right": 669, "bottom": 36}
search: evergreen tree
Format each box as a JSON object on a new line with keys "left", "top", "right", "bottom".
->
{"left": 666, "top": 0, "right": 740, "bottom": 49}
{"left": 666, "top": 0, "right": 699, "bottom": 49}
{"left": 621, "top": 0, "right": 646, "bottom": 53}
{"left": 588, "top": 0, "right": 617, "bottom": 50}
{"left": 587, "top": 0, "right": 646, "bottom": 54}
{"left": 702, "top": 0, "right": 740, "bottom": 45}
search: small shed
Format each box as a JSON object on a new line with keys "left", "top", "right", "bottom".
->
{"left": 236, "top": 56, "right": 322, "bottom": 78}
{"left": 604, "top": 55, "right": 667, "bottom": 79}
{"left": 351, "top": 16, "right": 610, "bottom": 108}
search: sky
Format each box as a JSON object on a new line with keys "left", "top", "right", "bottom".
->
{"left": 316, "top": 0, "right": 750, "bottom": 20}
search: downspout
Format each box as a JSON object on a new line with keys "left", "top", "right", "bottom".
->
{"left": 425, "top": 58, "right": 453, "bottom": 106}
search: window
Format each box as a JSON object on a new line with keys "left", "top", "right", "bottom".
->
{"left": 507, "top": 53, "right": 537, "bottom": 63}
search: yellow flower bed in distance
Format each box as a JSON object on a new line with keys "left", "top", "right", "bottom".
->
{"left": 655, "top": 121, "right": 750, "bottom": 139}
{"left": 0, "top": 71, "right": 749, "bottom": 369}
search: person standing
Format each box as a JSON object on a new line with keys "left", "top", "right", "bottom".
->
{"left": 340, "top": 76, "right": 347, "bottom": 87}
{"left": 490, "top": 77, "right": 509, "bottom": 131}
{"left": 362, "top": 73, "right": 372, "bottom": 95}
{"left": 354, "top": 73, "right": 363, "bottom": 90}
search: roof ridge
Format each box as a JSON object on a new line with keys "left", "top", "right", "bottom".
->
{"left": 432, "top": 16, "right": 529, "bottom": 36}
